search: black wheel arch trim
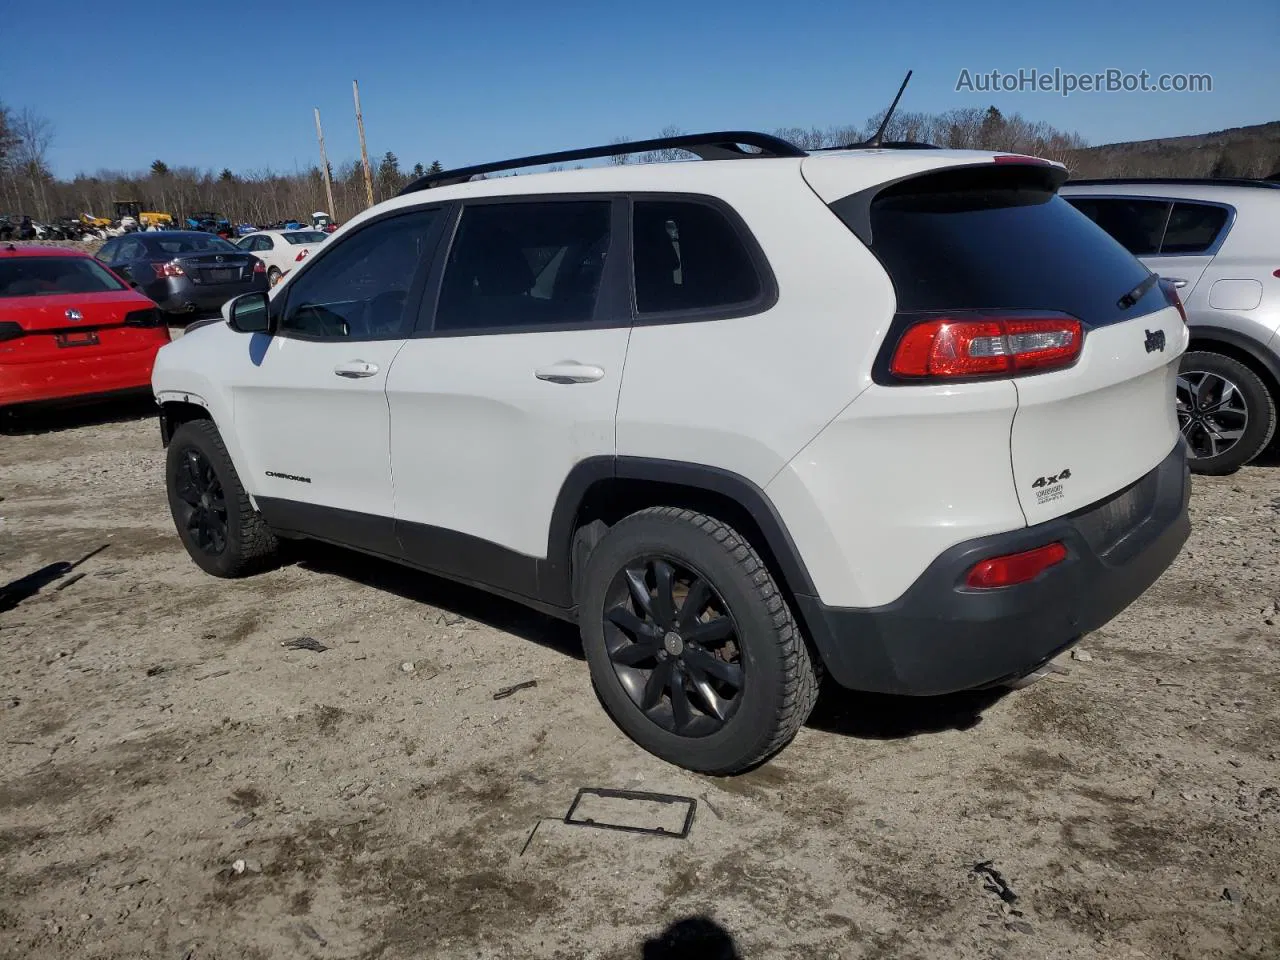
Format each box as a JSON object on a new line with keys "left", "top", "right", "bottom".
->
{"left": 542, "top": 456, "right": 820, "bottom": 609}
{"left": 1186, "top": 324, "right": 1280, "bottom": 391}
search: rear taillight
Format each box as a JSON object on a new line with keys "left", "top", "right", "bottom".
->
{"left": 253, "top": 260, "right": 266, "bottom": 274}
{"left": 966, "top": 542, "right": 1067, "bottom": 589}
{"left": 889, "top": 313, "right": 1083, "bottom": 381}
{"left": 0, "top": 321, "right": 24, "bottom": 342}
{"left": 1159, "top": 278, "right": 1187, "bottom": 325}
{"left": 124, "top": 308, "right": 164, "bottom": 327}
{"left": 152, "top": 260, "right": 185, "bottom": 278}
{"left": 295, "top": 249, "right": 309, "bottom": 263}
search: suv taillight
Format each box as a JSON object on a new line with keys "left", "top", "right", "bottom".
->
{"left": 888, "top": 312, "right": 1083, "bottom": 381}
{"left": 152, "top": 260, "right": 185, "bottom": 278}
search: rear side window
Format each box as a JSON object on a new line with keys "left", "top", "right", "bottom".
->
{"left": 1063, "top": 197, "right": 1171, "bottom": 255}
{"left": 844, "top": 167, "right": 1162, "bottom": 325}
{"left": 632, "top": 200, "right": 761, "bottom": 314}
{"left": 435, "top": 201, "right": 611, "bottom": 333}
{"left": 0, "top": 257, "right": 126, "bottom": 297}
{"left": 1161, "top": 202, "right": 1230, "bottom": 254}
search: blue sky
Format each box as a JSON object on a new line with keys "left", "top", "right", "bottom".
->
{"left": 6, "top": 0, "right": 1278, "bottom": 179}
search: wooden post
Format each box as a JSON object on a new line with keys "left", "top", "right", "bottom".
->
{"left": 353, "top": 80, "right": 374, "bottom": 208}
{"left": 314, "top": 107, "right": 337, "bottom": 220}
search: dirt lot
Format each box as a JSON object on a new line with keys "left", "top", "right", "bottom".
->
{"left": 2, "top": 404, "right": 1278, "bottom": 960}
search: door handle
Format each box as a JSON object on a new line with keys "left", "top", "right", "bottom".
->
{"left": 535, "top": 361, "right": 605, "bottom": 384}
{"left": 1164, "top": 277, "right": 1188, "bottom": 289}
{"left": 334, "top": 360, "right": 379, "bottom": 378}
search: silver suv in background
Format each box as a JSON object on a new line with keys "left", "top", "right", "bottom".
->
{"left": 1060, "top": 178, "right": 1280, "bottom": 474}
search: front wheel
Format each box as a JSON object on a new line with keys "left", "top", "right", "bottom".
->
{"left": 579, "top": 507, "right": 820, "bottom": 775}
{"left": 1177, "top": 351, "right": 1276, "bottom": 475}
{"left": 166, "top": 419, "right": 279, "bottom": 577}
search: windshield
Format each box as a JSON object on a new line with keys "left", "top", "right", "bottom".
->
{"left": 283, "top": 232, "right": 328, "bottom": 245}
{"left": 151, "top": 235, "right": 239, "bottom": 255}
{"left": 0, "top": 257, "right": 127, "bottom": 297}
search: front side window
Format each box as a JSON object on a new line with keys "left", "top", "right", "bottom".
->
{"left": 632, "top": 200, "right": 762, "bottom": 313}
{"left": 1064, "top": 197, "right": 1171, "bottom": 256}
{"left": 434, "top": 201, "right": 611, "bottom": 333}
{"left": 1161, "top": 202, "right": 1230, "bottom": 254}
{"left": 278, "top": 209, "right": 440, "bottom": 340}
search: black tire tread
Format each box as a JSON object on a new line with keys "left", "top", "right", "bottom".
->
{"left": 613, "top": 506, "right": 820, "bottom": 773}
{"left": 170, "top": 419, "right": 279, "bottom": 576}
{"left": 1181, "top": 350, "right": 1277, "bottom": 475}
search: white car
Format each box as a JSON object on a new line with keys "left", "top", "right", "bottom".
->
{"left": 152, "top": 131, "right": 1191, "bottom": 774}
{"left": 235, "top": 229, "right": 328, "bottom": 286}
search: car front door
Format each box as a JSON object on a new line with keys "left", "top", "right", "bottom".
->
{"left": 385, "top": 197, "right": 630, "bottom": 603}
{"left": 230, "top": 207, "right": 448, "bottom": 554}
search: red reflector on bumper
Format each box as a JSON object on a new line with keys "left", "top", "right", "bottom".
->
{"left": 966, "top": 542, "right": 1067, "bottom": 589}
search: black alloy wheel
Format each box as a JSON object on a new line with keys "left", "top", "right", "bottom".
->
{"left": 603, "top": 556, "right": 745, "bottom": 738}
{"left": 172, "top": 445, "right": 228, "bottom": 555}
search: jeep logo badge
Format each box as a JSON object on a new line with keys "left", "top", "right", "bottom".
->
{"left": 1144, "top": 329, "right": 1166, "bottom": 353}
{"left": 65, "top": 308, "right": 82, "bottom": 321}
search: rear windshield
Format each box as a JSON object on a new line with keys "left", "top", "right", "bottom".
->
{"left": 0, "top": 257, "right": 126, "bottom": 297}
{"left": 283, "top": 231, "right": 328, "bottom": 244}
{"left": 836, "top": 166, "right": 1164, "bottom": 324}
{"left": 149, "top": 234, "right": 239, "bottom": 255}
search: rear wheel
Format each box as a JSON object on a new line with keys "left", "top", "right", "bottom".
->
{"left": 166, "top": 420, "right": 279, "bottom": 577}
{"left": 267, "top": 266, "right": 283, "bottom": 286}
{"left": 1177, "top": 351, "right": 1276, "bottom": 475}
{"left": 579, "top": 507, "right": 819, "bottom": 775}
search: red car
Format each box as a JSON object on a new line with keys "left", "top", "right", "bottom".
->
{"left": 0, "top": 244, "right": 171, "bottom": 409}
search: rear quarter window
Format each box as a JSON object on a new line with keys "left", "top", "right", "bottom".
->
{"left": 839, "top": 166, "right": 1164, "bottom": 325}
{"left": 1161, "top": 202, "right": 1230, "bottom": 254}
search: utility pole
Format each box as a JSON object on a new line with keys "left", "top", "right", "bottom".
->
{"left": 352, "top": 80, "right": 374, "bottom": 208}
{"left": 313, "top": 107, "right": 337, "bottom": 218}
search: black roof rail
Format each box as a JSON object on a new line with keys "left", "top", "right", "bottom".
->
{"left": 398, "top": 131, "right": 807, "bottom": 194}
{"left": 1065, "top": 176, "right": 1280, "bottom": 190}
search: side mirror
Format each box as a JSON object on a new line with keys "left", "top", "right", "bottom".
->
{"left": 225, "top": 291, "right": 272, "bottom": 334}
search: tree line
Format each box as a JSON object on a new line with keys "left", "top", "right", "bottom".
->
{"left": 3, "top": 97, "right": 1276, "bottom": 227}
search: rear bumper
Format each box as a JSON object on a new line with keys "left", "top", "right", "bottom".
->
{"left": 144, "top": 275, "right": 268, "bottom": 315}
{"left": 0, "top": 345, "right": 164, "bottom": 406}
{"left": 796, "top": 442, "right": 1191, "bottom": 695}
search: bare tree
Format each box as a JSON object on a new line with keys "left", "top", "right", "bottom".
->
{"left": 11, "top": 107, "right": 54, "bottom": 218}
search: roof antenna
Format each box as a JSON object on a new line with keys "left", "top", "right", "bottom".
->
{"left": 865, "top": 70, "right": 913, "bottom": 148}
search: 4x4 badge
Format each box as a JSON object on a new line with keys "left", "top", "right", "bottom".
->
{"left": 1144, "top": 329, "right": 1166, "bottom": 353}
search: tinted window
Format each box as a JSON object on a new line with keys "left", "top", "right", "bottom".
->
{"left": 97, "top": 239, "right": 120, "bottom": 262}
{"left": 848, "top": 167, "right": 1161, "bottom": 324}
{"left": 149, "top": 234, "right": 238, "bottom": 256}
{"left": 1161, "top": 202, "right": 1230, "bottom": 254}
{"left": 1063, "top": 197, "right": 1170, "bottom": 255}
{"left": 0, "top": 257, "right": 126, "bottom": 297}
{"left": 279, "top": 209, "right": 439, "bottom": 340}
{"left": 435, "top": 201, "right": 611, "bottom": 333}
{"left": 633, "top": 200, "right": 761, "bottom": 313}
{"left": 283, "top": 231, "right": 327, "bottom": 245}
{"left": 117, "top": 238, "right": 147, "bottom": 261}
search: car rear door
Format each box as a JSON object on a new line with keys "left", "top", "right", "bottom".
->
{"left": 385, "top": 197, "right": 630, "bottom": 602}
{"left": 228, "top": 208, "right": 447, "bottom": 553}
{"left": 1141, "top": 200, "right": 1232, "bottom": 297}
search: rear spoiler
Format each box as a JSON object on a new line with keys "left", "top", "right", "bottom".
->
{"left": 825, "top": 159, "right": 1068, "bottom": 247}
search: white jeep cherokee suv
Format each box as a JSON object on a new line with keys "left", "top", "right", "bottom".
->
{"left": 152, "top": 132, "right": 1191, "bottom": 774}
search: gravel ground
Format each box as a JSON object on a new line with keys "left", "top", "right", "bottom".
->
{"left": 1, "top": 403, "right": 1278, "bottom": 960}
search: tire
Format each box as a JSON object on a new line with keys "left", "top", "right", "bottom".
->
{"left": 165, "top": 419, "right": 279, "bottom": 577}
{"left": 1177, "top": 351, "right": 1277, "bottom": 475}
{"left": 579, "top": 507, "right": 820, "bottom": 775}
{"left": 267, "top": 267, "right": 283, "bottom": 287}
